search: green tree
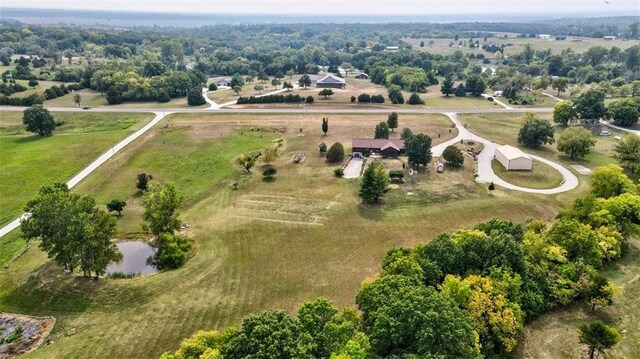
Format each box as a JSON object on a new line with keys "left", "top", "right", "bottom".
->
{"left": 106, "top": 199, "right": 127, "bottom": 215}
{"left": 585, "top": 273, "right": 617, "bottom": 312}
{"left": 488, "top": 181, "right": 495, "bottom": 193}
{"left": 546, "top": 218, "right": 602, "bottom": 266}
{"left": 584, "top": 46, "right": 609, "bottom": 66}
{"left": 73, "top": 93, "right": 82, "bottom": 107}
{"left": 465, "top": 74, "right": 486, "bottom": 96}
{"left": 319, "top": 142, "right": 327, "bottom": 155}
{"left": 237, "top": 153, "right": 257, "bottom": 172}
{"left": 553, "top": 100, "right": 577, "bottom": 126}
{"left": 590, "top": 164, "right": 634, "bottom": 199}
{"left": 283, "top": 81, "right": 294, "bottom": 91}
{"left": 607, "top": 97, "right": 640, "bottom": 126}
{"left": 614, "top": 134, "right": 640, "bottom": 171}
{"left": 156, "top": 233, "right": 191, "bottom": 269}
{"left": 405, "top": 133, "right": 433, "bottom": 167}
{"left": 262, "top": 165, "right": 277, "bottom": 179}
{"left": 319, "top": 89, "right": 334, "bottom": 99}
{"left": 578, "top": 321, "right": 621, "bottom": 359}
{"left": 387, "top": 112, "right": 398, "bottom": 132}
{"left": 556, "top": 127, "right": 596, "bottom": 159}
{"left": 442, "top": 145, "right": 464, "bottom": 167}
{"left": 271, "top": 78, "right": 281, "bottom": 89}
{"left": 22, "top": 104, "right": 55, "bottom": 136}
{"left": 517, "top": 113, "right": 555, "bottom": 148}
{"left": 253, "top": 84, "right": 264, "bottom": 93}
{"left": 142, "top": 182, "right": 183, "bottom": 238}
{"left": 575, "top": 89, "right": 607, "bottom": 121}
{"left": 407, "top": 93, "right": 424, "bottom": 105}
{"left": 387, "top": 84, "right": 404, "bottom": 104}
{"left": 322, "top": 117, "right": 329, "bottom": 135}
{"left": 552, "top": 77, "right": 569, "bottom": 96}
{"left": 208, "top": 83, "right": 217, "bottom": 91}
{"left": 400, "top": 127, "right": 414, "bottom": 140}
{"left": 326, "top": 142, "right": 345, "bottom": 163}
{"left": 299, "top": 74, "right": 312, "bottom": 89}
{"left": 232, "top": 85, "right": 242, "bottom": 95}
{"left": 374, "top": 122, "right": 390, "bottom": 139}
{"left": 359, "top": 160, "right": 389, "bottom": 204}
{"left": 136, "top": 173, "right": 153, "bottom": 192}
{"left": 261, "top": 144, "right": 277, "bottom": 163}
{"left": 441, "top": 75, "right": 454, "bottom": 96}
{"left": 28, "top": 79, "right": 38, "bottom": 88}
{"left": 187, "top": 88, "right": 206, "bottom": 106}
{"left": 230, "top": 73, "right": 245, "bottom": 88}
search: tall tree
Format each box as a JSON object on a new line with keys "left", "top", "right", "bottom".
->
{"left": 517, "top": 113, "right": 555, "bottom": 148}
{"left": 575, "top": 89, "right": 607, "bottom": 122}
{"left": 551, "top": 77, "right": 569, "bottom": 96}
{"left": 187, "top": 88, "right": 206, "bottom": 106}
{"left": 556, "top": 127, "right": 596, "bottom": 159}
{"left": 142, "top": 182, "right": 183, "bottom": 238}
{"left": 374, "top": 122, "right": 390, "bottom": 139}
{"left": 73, "top": 93, "right": 82, "bottom": 107}
{"left": 387, "top": 112, "right": 398, "bottom": 132}
{"left": 299, "top": 74, "right": 312, "bottom": 89}
{"left": 23, "top": 104, "right": 56, "bottom": 136}
{"left": 136, "top": 173, "right": 153, "bottom": 192}
{"left": 578, "top": 321, "right": 621, "bottom": 359}
{"left": 553, "top": 100, "right": 577, "bottom": 126}
{"left": 321, "top": 117, "right": 328, "bottom": 135}
{"left": 359, "top": 160, "right": 389, "bottom": 204}
{"left": 441, "top": 75, "right": 454, "bottom": 96}
{"left": 405, "top": 133, "right": 433, "bottom": 168}
{"left": 442, "top": 145, "right": 464, "bottom": 167}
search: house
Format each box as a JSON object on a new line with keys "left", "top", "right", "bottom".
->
{"left": 215, "top": 77, "right": 232, "bottom": 87}
{"left": 603, "top": 36, "right": 616, "bottom": 41}
{"left": 354, "top": 73, "right": 369, "bottom": 80}
{"left": 538, "top": 34, "right": 551, "bottom": 40}
{"left": 352, "top": 138, "right": 405, "bottom": 157}
{"left": 384, "top": 46, "right": 399, "bottom": 52}
{"left": 316, "top": 74, "right": 346, "bottom": 89}
{"left": 495, "top": 145, "right": 532, "bottom": 170}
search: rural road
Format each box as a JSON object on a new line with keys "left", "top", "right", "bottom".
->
{"left": 0, "top": 103, "right": 572, "bottom": 238}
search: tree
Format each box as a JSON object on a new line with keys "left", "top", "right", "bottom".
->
{"left": 253, "top": 84, "right": 264, "bottom": 93}
{"left": 322, "top": 117, "right": 329, "bottom": 135}
{"left": 208, "top": 83, "right": 218, "bottom": 91}
{"left": 237, "top": 153, "right": 257, "bottom": 172}
{"left": 232, "top": 85, "right": 242, "bottom": 95}
{"left": 387, "top": 112, "right": 398, "bottom": 132}
{"left": 556, "top": 127, "right": 596, "bottom": 159}
{"left": 553, "top": 101, "right": 577, "bottom": 126}
{"left": 441, "top": 75, "right": 454, "bottom": 96}
{"left": 22, "top": 104, "right": 55, "bottom": 136}
{"left": 614, "top": 134, "right": 640, "bottom": 171}
{"left": 142, "top": 182, "right": 183, "bottom": 238}
{"left": 299, "top": 74, "right": 312, "bottom": 89}
{"left": 106, "top": 199, "right": 127, "bottom": 216}
{"left": 465, "top": 75, "right": 486, "bottom": 97}
{"left": 340, "top": 62, "right": 354, "bottom": 77}
{"left": 283, "top": 81, "right": 294, "bottom": 91}
{"left": 607, "top": 98, "right": 640, "bottom": 126}
{"left": 136, "top": 173, "right": 153, "bottom": 192}
{"left": 306, "top": 96, "right": 314, "bottom": 103}
{"left": 319, "top": 89, "right": 334, "bottom": 99}
{"left": 230, "top": 73, "right": 245, "bottom": 88}
{"left": 575, "top": 89, "right": 607, "bottom": 121}
{"left": 442, "top": 145, "right": 464, "bottom": 167}
{"left": 156, "top": 233, "right": 191, "bottom": 269}
{"left": 400, "top": 127, "right": 414, "bottom": 140}
{"left": 271, "top": 78, "right": 281, "bottom": 89}
{"left": 28, "top": 79, "right": 38, "bottom": 88}
{"left": 517, "top": 113, "right": 555, "bottom": 148}
{"left": 488, "top": 182, "right": 495, "bottom": 193}
{"left": 585, "top": 273, "right": 617, "bottom": 312}
{"left": 262, "top": 165, "right": 277, "bottom": 179}
{"left": 387, "top": 85, "right": 405, "bottom": 104}
{"left": 590, "top": 164, "right": 633, "bottom": 199}
{"left": 187, "top": 88, "right": 206, "bottom": 106}
{"left": 73, "top": 93, "right": 82, "bottom": 107}
{"left": 359, "top": 160, "right": 389, "bottom": 204}
{"left": 578, "top": 321, "right": 621, "bottom": 359}
{"left": 547, "top": 218, "right": 602, "bottom": 266}
{"left": 262, "top": 144, "right": 277, "bottom": 163}
{"left": 552, "top": 77, "right": 569, "bottom": 96}
{"left": 405, "top": 133, "right": 433, "bottom": 168}
{"left": 407, "top": 93, "right": 424, "bottom": 105}
{"left": 374, "top": 122, "right": 390, "bottom": 139}
{"left": 326, "top": 142, "right": 345, "bottom": 163}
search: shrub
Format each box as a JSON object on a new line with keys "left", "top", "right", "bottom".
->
{"left": 187, "top": 88, "right": 206, "bottom": 106}
{"left": 262, "top": 165, "right": 277, "bottom": 179}
{"left": 350, "top": 96, "right": 356, "bottom": 103}
{"left": 208, "top": 83, "right": 217, "bottom": 91}
{"left": 305, "top": 95, "right": 314, "bottom": 103}
{"left": 155, "top": 232, "right": 191, "bottom": 269}
{"left": 326, "top": 142, "right": 345, "bottom": 163}
{"left": 389, "top": 170, "right": 405, "bottom": 182}
{"left": 358, "top": 93, "right": 372, "bottom": 103}
{"left": 319, "top": 142, "right": 327, "bottom": 155}
{"left": 371, "top": 94, "right": 385, "bottom": 103}
{"left": 136, "top": 173, "right": 153, "bottom": 192}
{"left": 334, "top": 168, "right": 344, "bottom": 177}
{"left": 442, "top": 146, "right": 464, "bottom": 167}
{"left": 407, "top": 93, "right": 425, "bottom": 105}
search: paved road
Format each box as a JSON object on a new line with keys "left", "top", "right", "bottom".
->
{"left": 601, "top": 120, "right": 640, "bottom": 135}
{"left": 202, "top": 85, "right": 299, "bottom": 109}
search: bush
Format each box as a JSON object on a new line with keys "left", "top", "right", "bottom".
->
{"left": 350, "top": 96, "right": 356, "bottom": 103}
{"left": 371, "top": 94, "right": 385, "bottom": 103}
{"left": 334, "top": 168, "right": 344, "bottom": 177}
{"left": 407, "top": 93, "right": 425, "bottom": 105}
{"left": 389, "top": 170, "right": 405, "bottom": 182}
{"left": 187, "top": 87, "right": 206, "bottom": 106}
{"left": 326, "top": 142, "right": 345, "bottom": 163}
{"left": 208, "top": 83, "right": 218, "bottom": 91}
{"left": 155, "top": 232, "right": 191, "bottom": 269}
{"left": 136, "top": 173, "right": 153, "bottom": 192}
{"left": 319, "top": 142, "right": 327, "bottom": 155}
{"left": 442, "top": 146, "right": 464, "bottom": 167}
{"left": 358, "top": 93, "right": 372, "bottom": 103}
{"left": 262, "top": 165, "right": 277, "bottom": 179}
{"left": 305, "top": 95, "right": 314, "bottom": 103}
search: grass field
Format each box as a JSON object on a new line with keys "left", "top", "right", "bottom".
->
{"left": 0, "top": 111, "right": 593, "bottom": 359}
{"left": 0, "top": 111, "right": 154, "bottom": 228}
{"left": 492, "top": 158, "right": 564, "bottom": 189}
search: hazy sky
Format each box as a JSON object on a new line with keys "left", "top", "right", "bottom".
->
{"left": 2, "top": 0, "right": 639, "bottom": 15}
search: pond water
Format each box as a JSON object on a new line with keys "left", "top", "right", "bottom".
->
{"left": 106, "top": 241, "right": 158, "bottom": 275}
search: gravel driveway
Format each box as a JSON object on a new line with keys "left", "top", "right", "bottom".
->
{"left": 343, "top": 157, "right": 364, "bottom": 178}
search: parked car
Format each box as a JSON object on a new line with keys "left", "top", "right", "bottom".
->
{"left": 487, "top": 97, "right": 494, "bottom": 101}
{"left": 599, "top": 130, "right": 611, "bottom": 136}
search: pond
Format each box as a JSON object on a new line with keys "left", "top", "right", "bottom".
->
{"left": 106, "top": 241, "right": 158, "bottom": 276}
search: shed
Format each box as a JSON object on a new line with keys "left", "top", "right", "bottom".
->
{"left": 495, "top": 145, "right": 532, "bottom": 170}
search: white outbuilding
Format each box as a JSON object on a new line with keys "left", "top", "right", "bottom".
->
{"left": 495, "top": 145, "right": 532, "bottom": 170}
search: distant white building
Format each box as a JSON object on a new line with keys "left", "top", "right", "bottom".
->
{"left": 603, "top": 35, "right": 616, "bottom": 41}
{"left": 495, "top": 145, "right": 532, "bottom": 171}
{"left": 538, "top": 34, "right": 551, "bottom": 39}
{"left": 384, "top": 46, "right": 399, "bottom": 52}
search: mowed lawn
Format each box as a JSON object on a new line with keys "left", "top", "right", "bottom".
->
{"left": 492, "top": 159, "right": 564, "bottom": 189}
{"left": 0, "top": 111, "right": 593, "bottom": 359}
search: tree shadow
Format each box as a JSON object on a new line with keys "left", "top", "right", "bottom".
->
{"left": 14, "top": 135, "right": 50, "bottom": 144}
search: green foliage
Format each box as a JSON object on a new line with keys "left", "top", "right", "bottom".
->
{"left": 553, "top": 100, "right": 577, "bottom": 126}
{"left": 322, "top": 117, "right": 328, "bottom": 135}
{"left": 230, "top": 73, "right": 245, "bottom": 88}
{"left": 374, "top": 122, "right": 389, "bottom": 139}
{"left": 442, "top": 145, "right": 464, "bottom": 167}
{"left": 22, "top": 104, "right": 55, "bottom": 136}
{"left": 488, "top": 182, "right": 495, "bottom": 192}
{"left": 21, "top": 182, "right": 121, "bottom": 277}
{"left": 517, "top": 113, "right": 555, "bottom": 148}
{"left": 142, "top": 182, "right": 183, "bottom": 238}
{"left": 384, "top": 66, "right": 429, "bottom": 91}
{"left": 187, "top": 88, "right": 205, "bottom": 106}
{"left": 552, "top": 77, "right": 569, "bottom": 96}
{"left": 262, "top": 164, "right": 277, "bottom": 179}
{"left": 136, "top": 173, "right": 153, "bottom": 192}
{"left": 405, "top": 133, "right": 433, "bottom": 167}
{"left": 614, "top": 134, "right": 640, "bottom": 171}
{"left": 387, "top": 112, "right": 398, "bottom": 131}
{"left": 578, "top": 321, "right": 621, "bottom": 359}
{"left": 298, "top": 74, "right": 312, "bottom": 88}
{"left": 334, "top": 168, "right": 344, "bottom": 178}
{"left": 591, "top": 164, "right": 634, "bottom": 199}
{"left": 465, "top": 74, "right": 486, "bottom": 97}
{"left": 575, "top": 89, "right": 607, "bottom": 120}
{"left": 319, "top": 142, "right": 327, "bottom": 154}
{"left": 407, "top": 93, "right": 424, "bottom": 105}
{"left": 106, "top": 199, "right": 127, "bottom": 215}
{"left": 156, "top": 232, "right": 191, "bottom": 269}
{"left": 387, "top": 84, "right": 404, "bottom": 104}
{"left": 305, "top": 95, "right": 314, "bottom": 103}
{"left": 359, "top": 160, "right": 389, "bottom": 204}
{"left": 400, "top": 127, "right": 414, "bottom": 140}
{"left": 237, "top": 153, "right": 257, "bottom": 172}
{"left": 608, "top": 97, "right": 640, "bottom": 126}
{"left": 556, "top": 126, "right": 596, "bottom": 159}
{"left": 440, "top": 75, "right": 454, "bottom": 96}
{"left": 319, "top": 88, "right": 334, "bottom": 99}
{"left": 326, "top": 142, "right": 345, "bottom": 163}
{"left": 208, "top": 83, "right": 217, "bottom": 91}
{"left": 546, "top": 218, "right": 602, "bottom": 266}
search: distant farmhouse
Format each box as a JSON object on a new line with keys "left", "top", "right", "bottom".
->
{"left": 354, "top": 72, "right": 369, "bottom": 79}
{"left": 603, "top": 35, "right": 616, "bottom": 41}
{"left": 352, "top": 138, "right": 405, "bottom": 157}
{"left": 538, "top": 34, "right": 551, "bottom": 40}
{"left": 215, "top": 77, "right": 232, "bottom": 87}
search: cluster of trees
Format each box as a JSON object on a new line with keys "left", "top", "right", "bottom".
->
{"left": 355, "top": 93, "right": 385, "bottom": 103}
{"left": 43, "top": 83, "right": 83, "bottom": 100}
{"left": 236, "top": 94, "right": 306, "bottom": 104}
{"left": 163, "top": 169, "right": 633, "bottom": 358}
{"left": 553, "top": 88, "right": 639, "bottom": 128}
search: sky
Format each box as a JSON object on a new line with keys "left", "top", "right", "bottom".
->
{"left": 1, "top": 0, "right": 639, "bottom": 15}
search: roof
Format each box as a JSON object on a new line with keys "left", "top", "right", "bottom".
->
{"left": 352, "top": 138, "right": 405, "bottom": 151}
{"left": 496, "top": 145, "right": 532, "bottom": 161}
{"left": 317, "top": 74, "right": 345, "bottom": 84}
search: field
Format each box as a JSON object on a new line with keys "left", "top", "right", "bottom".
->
{"left": 0, "top": 111, "right": 154, "bottom": 228}
{"left": 0, "top": 111, "right": 591, "bottom": 359}
{"left": 492, "top": 158, "right": 564, "bottom": 189}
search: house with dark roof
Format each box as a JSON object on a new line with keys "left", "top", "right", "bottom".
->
{"left": 316, "top": 74, "right": 346, "bottom": 89}
{"left": 352, "top": 138, "right": 405, "bottom": 157}
{"left": 354, "top": 72, "right": 369, "bottom": 79}
{"left": 215, "top": 77, "right": 232, "bottom": 87}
